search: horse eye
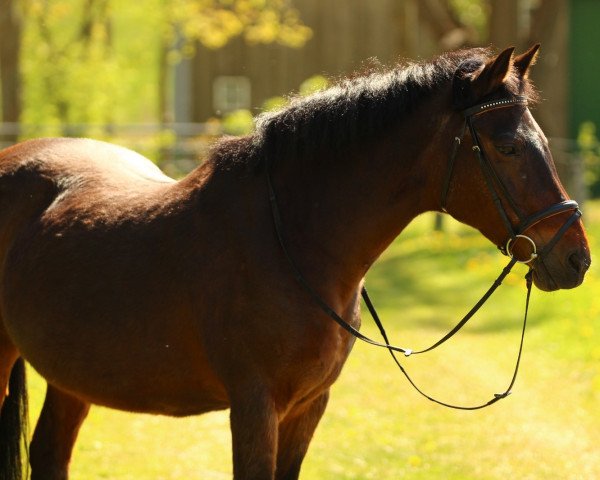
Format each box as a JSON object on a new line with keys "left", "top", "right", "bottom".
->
{"left": 495, "top": 144, "right": 518, "bottom": 156}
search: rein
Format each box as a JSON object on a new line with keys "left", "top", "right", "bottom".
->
{"left": 266, "top": 96, "right": 581, "bottom": 410}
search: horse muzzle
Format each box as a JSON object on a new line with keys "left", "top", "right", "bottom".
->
{"left": 531, "top": 244, "right": 591, "bottom": 292}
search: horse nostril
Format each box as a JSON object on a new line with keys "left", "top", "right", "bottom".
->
{"left": 568, "top": 252, "right": 589, "bottom": 274}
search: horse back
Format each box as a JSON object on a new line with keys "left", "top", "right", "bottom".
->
{"left": 0, "top": 137, "right": 358, "bottom": 416}
{"left": 0, "top": 137, "right": 181, "bottom": 284}
{"left": 0, "top": 138, "right": 231, "bottom": 413}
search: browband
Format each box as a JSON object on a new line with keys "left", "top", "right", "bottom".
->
{"left": 463, "top": 96, "right": 528, "bottom": 118}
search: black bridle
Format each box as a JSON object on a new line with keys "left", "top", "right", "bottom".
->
{"left": 266, "top": 95, "right": 582, "bottom": 410}
{"left": 441, "top": 95, "right": 581, "bottom": 265}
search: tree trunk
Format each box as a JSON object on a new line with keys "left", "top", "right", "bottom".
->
{"left": 0, "top": 0, "right": 22, "bottom": 145}
{"left": 419, "top": 0, "right": 475, "bottom": 49}
{"left": 528, "top": 0, "right": 581, "bottom": 202}
{"left": 158, "top": 37, "right": 175, "bottom": 165}
{"left": 489, "top": 0, "right": 521, "bottom": 49}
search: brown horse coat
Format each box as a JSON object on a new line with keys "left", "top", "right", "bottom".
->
{"left": 0, "top": 45, "right": 590, "bottom": 480}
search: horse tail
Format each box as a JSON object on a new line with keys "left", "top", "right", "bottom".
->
{"left": 0, "top": 357, "right": 29, "bottom": 480}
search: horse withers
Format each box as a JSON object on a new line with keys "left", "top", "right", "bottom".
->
{"left": 0, "top": 45, "right": 590, "bottom": 479}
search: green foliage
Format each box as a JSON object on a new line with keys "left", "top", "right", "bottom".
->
{"left": 166, "top": 0, "right": 312, "bottom": 51}
{"left": 217, "top": 74, "right": 331, "bottom": 136}
{"left": 257, "top": 75, "right": 329, "bottom": 117}
{"left": 261, "top": 95, "right": 287, "bottom": 112}
{"left": 20, "top": 0, "right": 163, "bottom": 132}
{"left": 299, "top": 74, "right": 329, "bottom": 96}
{"left": 222, "top": 108, "right": 254, "bottom": 135}
{"left": 578, "top": 121, "right": 600, "bottom": 197}
{"left": 449, "top": 0, "right": 489, "bottom": 38}
{"left": 17, "top": 0, "right": 312, "bottom": 136}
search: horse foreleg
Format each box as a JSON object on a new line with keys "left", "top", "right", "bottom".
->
{"left": 275, "top": 391, "right": 330, "bottom": 480}
{"left": 229, "top": 388, "right": 279, "bottom": 480}
{"left": 30, "top": 384, "right": 90, "bottom": 480}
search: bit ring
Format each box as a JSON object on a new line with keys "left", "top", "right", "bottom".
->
{"left": 506, "top": 235, "right": 538, "bottom": 264}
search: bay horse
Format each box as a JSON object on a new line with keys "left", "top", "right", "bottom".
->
{"left": 0, "top": 45, "right": 591, "bottom": 479}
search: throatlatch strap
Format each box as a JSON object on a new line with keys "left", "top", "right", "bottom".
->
{"left": 440, "top": 122, "right": 467, "bottom": 211}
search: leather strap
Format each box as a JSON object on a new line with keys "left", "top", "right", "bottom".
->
{"left": 362, "top": 257, "right": 518, "bottom": 357}
{"left": 362, "top": 270, "right": 532, "bottom": 410}
{"left": 515, "top": 200, "right": 579, "bottom": 235}
{"left": 462, "top": 96, "right": 527, "bottom": 118}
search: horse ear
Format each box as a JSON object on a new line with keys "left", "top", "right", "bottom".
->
{"left": 513, "top": 43, "right": 540, "bottom": 79}
{"left": 453, "top": 47, "right": 515, "bottom": 108}
{"left": 469, "top": 46, "right": 515, "bottom": 98}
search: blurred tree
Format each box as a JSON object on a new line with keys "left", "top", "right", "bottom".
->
{"left": 21, "top": 0, "right": 119, "bottom": 133}
{"left": 406, "top": 0, "right": 486, "bottom": 57}
{"left": 578, "top": 122, "right": 600, "bottom": 197}
{"left": 489, "top": 0, "right": 519, "bottom": 48}
{"left": 449, "top": 0, "right": 488, "bottom": 39}
{"left": 18, "top": 0, "right": 311, "bottom": 137}
{"left": 0, "top": 0, "right": 22, "bottom": 143}
{"left": 420, "top": 0, "right": 479, "bottom": 49}
{"left": 158, "top": 0, "right": 311, "bottom": 125}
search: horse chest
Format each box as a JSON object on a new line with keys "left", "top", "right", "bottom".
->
{"left": 277, "top": 311, "right": 360, "bottom": 408}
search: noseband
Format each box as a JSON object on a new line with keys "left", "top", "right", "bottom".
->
{"left": 266, "top": 95, "right": 582, "bottom": 410}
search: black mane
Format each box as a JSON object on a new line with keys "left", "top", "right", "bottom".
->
{"left": 211, "top": 48, "right": 510, "bottom": 170}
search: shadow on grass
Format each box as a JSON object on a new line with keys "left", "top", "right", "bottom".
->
{"left": 363, "top": 228, "right": 536, "bottom": 334}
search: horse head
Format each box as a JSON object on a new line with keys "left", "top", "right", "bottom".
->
{"left": 442, "top": 45, "right": 590, "bottom": 291}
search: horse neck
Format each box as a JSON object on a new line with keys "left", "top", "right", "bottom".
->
{"left": 272, "top": 101, "right": 452, "bottom": 297}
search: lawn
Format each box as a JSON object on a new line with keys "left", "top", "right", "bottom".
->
{"left": 26, "top": 202, "right": 600, "bottom": 479}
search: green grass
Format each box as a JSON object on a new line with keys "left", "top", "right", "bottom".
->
{"left": 26, "top": 203, "right": 600, "bottom": 479}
